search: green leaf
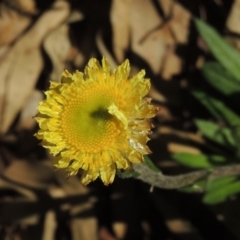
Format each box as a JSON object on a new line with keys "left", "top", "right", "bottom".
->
{"left": 179, "top": 179, "right": 207, "bottom": 193}
{"left": 206, "top": 176, "right": 237, "bottom": 192}
{"left": 117, "top": 169, "right": 140, "bottom": 179}
{"left": 192, "top": 91, "right": 240, "bottom": 127}
{"left": 143, "top": 155, "right": 161, "bottom": 172}
{"left": 202, "top": 62, "right": 240, "bottom": 95}
{"left": 192, "top": 91, "right": 222, "bottom": 120}
{"left": 203, "top": 178, "right": 240, "bottom": 204}
{"left": 194, "top": 18, "right": 240, "bottom": 80}
{"left": 195, "top": 119, "right": 236, "bottom": 148}
{"left": 231, "top": 126, "right": 240, "bottom": 158}
{"left": 172, "top": 153, "right": 226, "bottom": 169}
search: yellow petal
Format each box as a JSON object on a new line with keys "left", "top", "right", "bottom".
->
{"left": 101, "top": 56, "right": 111, "bottom": 73}
{"left": 127, "top": 150, "right": 144, "bottom": 163}
{"left": 100, "top": 164, "right": 116, "bottom": 185}
{"left": 81, "top": 169, "right": 99, "bottom": 185}
{"left": 73, "top": 70, "right": 84, "bottom": 81}
{"left": 49, "top": 81, "right": 60, "bottom": 89}
{"left": 108, "top": 103, "right": 128, "bottom": 128}
{"left": 114, "top": 59, "right": 130, "bottom": 80}
{"left": 61, "top": 70, "right": 73, "bottom": 83}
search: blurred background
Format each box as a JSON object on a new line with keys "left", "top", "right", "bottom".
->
{"left": 1, "top": 0, "right": 240, "bottom": 239}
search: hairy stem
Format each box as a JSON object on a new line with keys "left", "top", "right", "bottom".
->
{"left": 133, "top": 163, "right": 240, "bottom": 189}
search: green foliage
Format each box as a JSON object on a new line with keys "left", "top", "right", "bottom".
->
{"left": 173, "top": 19, "right": 240, "bottom": 204}
{"left": 203, "top": 177, "right": 240, "bottom": 204}
{"left": 180, "top": 176, "right": 240, "bottom": 204}
{"left": 179, "top": 179, "right": 206, "bottom": 193}
{"left": 117, "top": 155, "right": 160, "bottom": 179}
{"left": 232, "top": 126, "right": 240, "bottom": 158}
{"left": 117, "top": 169, "right": 140, "bottom": 178}
{"left": 194, "top": 18, "right": 240, "bottom": 80}
{"left": 194, "top": 119, "right": 236, "bottom": 148}
{"left": 172, "top": 153, "right": 226, "bottom": 169}
{"left": 201, "top": 62, "right": 240, "bottom": 95}
{"left": 143, "top": 155, "right": 161, "bottom": 172}
{"left": 192, "top": 91, "right": 240, "bottom": 127}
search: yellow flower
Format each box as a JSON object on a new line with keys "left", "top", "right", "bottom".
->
{"left": 35, "top": 57, "right": 158, "bottom": 185}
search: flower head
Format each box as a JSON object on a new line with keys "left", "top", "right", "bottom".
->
{"left": 35, "top": 57, "right": 158, "bottom": 185}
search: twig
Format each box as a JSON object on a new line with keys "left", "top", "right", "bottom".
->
{"left": 133, "top": 163, "right": 240, "bottom": 189}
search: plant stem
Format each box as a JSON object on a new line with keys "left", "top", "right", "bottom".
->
{"left": 133, "top": 163, "right": 240, "bottom": 189}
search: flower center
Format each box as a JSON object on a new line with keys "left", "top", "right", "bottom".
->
{"left": 60, "top": 84, "right": 124, "bottom": 153}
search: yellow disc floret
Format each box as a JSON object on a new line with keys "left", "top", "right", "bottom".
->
{"left": 60, "top": 85, "right": 123, "bottom": 153}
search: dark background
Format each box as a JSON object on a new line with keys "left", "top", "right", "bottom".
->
{"left": 0, "top": 0, "right": 240, "bottom": 239}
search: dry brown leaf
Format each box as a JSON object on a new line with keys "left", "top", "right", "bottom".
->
{"left": 0, "top": 1, "right": 70, "bottom": 134}
{"left": 42, "top": 211, "right": 57, "bottom": 240}
{"left": 0, "top": 173, "right": 39, "bottom": 224}
{"left": 0, "top": 176, "right": 37, "bottom": 200}
{"left": 167, "top": 2, "right": 191, "bottom": 44}
{"left": 110, "top": 0, "right": 166, "bottom": 70}
{"left": 158, "top": 0, "right": 174, "bottom": 14}
{"left": 154, "top": 104, "right": 174, "bottom": 122}
{"left": 52, "top": 169, "right": 92, "bottom": 196}
{"left": 15, "top": 0, "right": 38, "bottom": 15}
{"left": 0, "top": 43, "right": 43, "bottom": 133}
{"left": 196, "top": 55, "right": 205, "bottom": 69}
{"left": 19, "top": 214, "right": 39, "bottom": 225}
{"left": 149, "top": 85, "right": 167, "bottom": 103}
{"left": 48, "top": 164, "right": 100, "bottom": 240}
{"left": 225, "top": 0, "right": 240, "bottom": 51}
{"left": 44, "top": 24, "right": 72, "bottom": 81}
{"left": 0, "top": 1, "right": 33, "bottom": 47}
{"left": 161, "top": 47, "right": 182, "bottom": 80}
{"left": 225, "top": 37, "right": 240, "bottom": 52}
{"left": 96, "top": 31, "right": 118, "bottom": 69}
{"left": 129, "top": 0, "right": 165, "bottom": 74}
{"left": 2, "top": 160, "right": 56, "bottom": 188}
{"left": 73, "top": 50, "right": 86, "bottom": 68}
{"left": 130, "top": 0, "right": 162, "bottom": 40}
{"left": 67, "top": 9, "right": 84, "bottom": 23}
{"left": 110, "top": 0, "right": 130, "bottom": 62}
{"left": 168, "top": 143, "right": 201, "bottom": 154}
{"left": 226, "top": 0, "right": 240, "bottom": 34}
{"left": 17, "top": 89, "right": 43, "bottom": 130}
{"left": 157, "top": 160, "right": 179, "bottom": 168}
{"left": 165, "top": 219, "right": 196, "bottom": 234}
{"left": 158, "top": 126, "right": 205, "bottom": 144}
{"left": 112, "top": 222, "right": 127, "bottom": 239}
{"left": 110, "top": 0, "right": 191, "bottom": 79}
{"left": 0, "top": 180, "right": 39, "bottom": 225}
{"left": 50, "top": 169, "right": 98, "bottom": 240}
{"left": 44, "top": 7, "right": 84, "bottom": 80}
{"left": 70, "top": 218, "right": 98, "bottom": 240}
